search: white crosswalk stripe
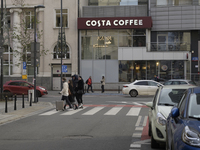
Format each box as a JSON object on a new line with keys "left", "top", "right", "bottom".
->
{"left": 39, "top": 106, "right": 143, "bottom": 116}
{"left": 82, "top": 107, "right": 104, "bottom": 115}
{"left": 104, "top": 107, "right": 123, "bottom": 115}
{"left": 39, "top": 109, "right": 59, "bottom": 116}
{"left": 126, "top": 107, "right": 141, "bottom": 116}
{"left": 61, "top": 107, "right": 87, "bottom": 115}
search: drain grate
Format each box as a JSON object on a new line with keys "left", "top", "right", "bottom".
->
{"left": 63, "top": 135, "right": 93, "bottom": 140}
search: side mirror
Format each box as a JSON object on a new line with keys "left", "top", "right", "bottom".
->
{"left": 146, "top": 102, "right": 153, "bottom": 109}
{"left": 171, "top": 107, "right": 179, "bottom": 118}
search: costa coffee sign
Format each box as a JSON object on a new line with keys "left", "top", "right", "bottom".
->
{"left": 78, "top": 17, "right": 152, "bottom": 29}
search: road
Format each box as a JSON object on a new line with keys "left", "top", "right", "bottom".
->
{"left": 0, "top": 93, "right": 165, "bottom": 150}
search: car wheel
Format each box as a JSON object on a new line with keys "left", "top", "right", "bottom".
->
{"left": 151, "top": 133, "right": 159, "bottom": 149}
{"left": 36, "top": 90, "right": 42, "bottom": 97}
{"left": 3, "top": 90, "right": 13, "bottom": 97}
{"left": 129, "top": 90, "right": 138, "bottom": 97}
{"left": 148, "top": 124, "right": 152, "bottom": 136}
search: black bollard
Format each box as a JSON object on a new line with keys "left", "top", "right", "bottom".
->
{"left": 30, "top": 93, "right": 32, "bottom": 106}
{"left": 14, "top": 94, "right": 17, "bottom": 110}
{"left": 118, "top": 86, "right": 120, "bottom": 93}
{"left": 37, "top": 94, "right": 38, "bottom": 102}
{"left": 22, "top": 93, "right": 25, "bottom": 108}
{"left": 5, "top": 96, "right": 7, "bottom": 113}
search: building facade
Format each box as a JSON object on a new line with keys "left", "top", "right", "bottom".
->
{"left": 2, "top": 0, "right": 200, "bottom": 91}
{"left": 2, "top": 0, "right": 78, "bottom": 90}
{"left": 79, "top": 0, "right": 195, "bottom": 89}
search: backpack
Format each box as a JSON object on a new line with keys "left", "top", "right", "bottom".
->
{"left": 86, "top": 79, "right": 88, "bottom": 84}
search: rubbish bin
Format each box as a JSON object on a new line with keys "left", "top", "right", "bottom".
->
{"left": 28, "top": 89, "right": 34, "bottom": 102}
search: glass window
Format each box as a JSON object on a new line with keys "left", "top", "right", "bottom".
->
{"left": 178, "top": 93, "right": 187, "bottom": 117}
{"left": 158, "top": 89, "right": 186, "bottom": 105}
{"left": 135, "top": 81, "right": 148, "bottom": 85}
{"left": 188, "top": 93, "right": 200, "bottom": 117}
{"left": 8, "top": 82, "right": 19, "bottom": 86}
{"left": 148, "top": 81, "right": 157, "bottom": 86}
{"left": 56, "top": 9, "right": 68, "bottom": 27}
{"left": 153, "top": 31, "right": 191, "bottom": 51}
{"left": 25, "top": 11, "right": 34, "bottom": 29}
{"left": 88, "top": 0, "right": 148, "bottom": 6}
{"left": 53, "top": 43, "right": 70, "bottom": 59}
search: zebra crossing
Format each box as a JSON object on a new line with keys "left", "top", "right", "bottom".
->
{"left": 39, "top": 104, "right": 147, "bottom": 116}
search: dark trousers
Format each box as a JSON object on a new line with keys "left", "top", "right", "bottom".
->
{"left": 101, "top": 85, "right": 104, "bottom": 93}
{"left": 62, "top": 96, "right": 72, "bottom": 108}
{"left": 87, "top": 85, "right": 93, "bottom": 92}
{"left": 76, "top": 93, "right": 83, "bottom": 104}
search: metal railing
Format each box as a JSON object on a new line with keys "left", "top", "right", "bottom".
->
{"left": 147, "top": 42, "right": 190, "bottom": 52}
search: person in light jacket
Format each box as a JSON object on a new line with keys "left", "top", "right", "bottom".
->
{"left": 60, "top": 77, "right": 73, "bottom": 110}
{"left": 101, "top": 76, "right": 105, "bottom": 93}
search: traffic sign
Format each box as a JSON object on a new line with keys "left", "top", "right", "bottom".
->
{"left": 62, "top": 65, "right": 68, "bottom": 73}
{"left": 23, "top": 62, "right": 26, "bottom": 69}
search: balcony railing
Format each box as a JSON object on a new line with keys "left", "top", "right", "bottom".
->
{"left": 148, "top": 42, "right": 190, "bottom": 52}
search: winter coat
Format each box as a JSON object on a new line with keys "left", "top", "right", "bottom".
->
{"left": 87, "top": 78, "right": 92, "bottom": 85}
{"left": 60, "top": 81, "right": 69, "bottom": 96}
{"left": 101, "top": 78, "right": 105, "bottom": 85}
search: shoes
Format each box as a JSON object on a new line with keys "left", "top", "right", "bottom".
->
{"left": 67, "top": 108, "right": 73, "bottom": 111}
{"left": 79, "top": 103, "right": 83, "bottom": 108}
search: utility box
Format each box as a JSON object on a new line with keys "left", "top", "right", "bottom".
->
{"left": 28, "top": 89, "right": 34, "bottom": 102}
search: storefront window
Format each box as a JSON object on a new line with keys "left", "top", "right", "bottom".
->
{"left": 81, "top": 29, "right": 146, "bottom": 60}
{"left": 119, "top": 60, "right": 185, "bottom": 82}
{"left": 151, "top": 31, "right": 190, "bottom": 51}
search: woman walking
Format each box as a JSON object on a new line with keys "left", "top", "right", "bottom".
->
{"left": 101, "top": 76, "right": 105, "bottom": 93}
{"left": 60, "top": 77, "right": 73, "bottom": 110}
{"left": 68, "top": 80, "right": 78, "bottom": 109}
{"left": 75, "top": 76, "right": 84, "bottom": 108}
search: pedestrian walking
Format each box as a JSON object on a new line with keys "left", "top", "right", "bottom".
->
{"left": 101, "top": 76, "right": 105, "bottom": 93}
{"left": 60, "top": 77, "right": 73, "bottom": 110}
{"left": 86, "top": 76, "right": 94, "bottom": 93}
{"left": 75, "top": 76, "right": 84, "bottom": 108}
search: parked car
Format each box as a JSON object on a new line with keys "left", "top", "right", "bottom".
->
{"left": 163, "top": 79, "right": 196, "bottom": 86}
{"left": 166, "top": 86, "right": 200, "bottom": 150}
{"left": 3, "top": 80, "right": 48, "bottom": 97}
{"left": 122, "top": 80, "right": 163, "bottom": 97}
{"left": 146, "top": 85, "right": 196, "bottom": 149}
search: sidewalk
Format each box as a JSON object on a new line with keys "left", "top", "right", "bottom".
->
{"left": 0, "top": 90, "right": 123, "bottom": 125}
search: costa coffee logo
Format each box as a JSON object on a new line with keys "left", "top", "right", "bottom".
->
{"left": 78, "top": 17, "right": 152, "bottom": 29}
{"left": 86, "top": 19, "right": 143, "bottom": 27}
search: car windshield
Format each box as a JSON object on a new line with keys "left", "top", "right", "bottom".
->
{"left": 158, "top": 89, "right": 186, "bottom": 105}
{"left": 188, "top": 81, "right": 196, "bottom": 85}
{"left": 188, "top": 93, "right": 200, "bottom": 118}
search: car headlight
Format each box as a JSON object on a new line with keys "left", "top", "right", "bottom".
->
{"left": 39, "top": 87, "right": 45, "bottom": 91}
{"left": 182, "top": 126, "right": 200, "bottom": 147}
{"left": 157, "top": 112, "right": 166, "bottom": 126}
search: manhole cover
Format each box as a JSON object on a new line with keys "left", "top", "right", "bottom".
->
{"left": 63, "top": 135, "right": 93, "bottom": 140}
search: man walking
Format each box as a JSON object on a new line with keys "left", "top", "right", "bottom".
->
{"left": 87, "top": 76, "right": 93, "bottom": 93}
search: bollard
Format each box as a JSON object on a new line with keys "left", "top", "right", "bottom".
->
{"left": 22, "top": 93, "right": 25, "bottom": 108}
{"left": 85, "top": 86, "right": 86, "bottom": 93}
{"left": 118, "top": 86, "right": 120, "bottom": 93}
{"left": 5, "top": 96, "right": 8, "bottom": 113}
{"left": 30, "top": 93, "right": 32, "bottom": 106}
{"left": 37, "top": 94, "right": 38, "bottom": 102}
{"left": 14, "top": 94, "right": 17, "bottom": 110}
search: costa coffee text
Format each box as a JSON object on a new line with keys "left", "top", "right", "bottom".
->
{"left": 86, "top": 19, "right": 143, "bottom": 27}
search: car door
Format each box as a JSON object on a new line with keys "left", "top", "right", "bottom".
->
{"left": 19, "top": 82, "right": 32, "bottom": 95}
{"left": 148, "top": 81, "right": 160, "bottom": 95}
{"left": 169, "top": 93, "right": 187, "bottom": 144}
{"left": 134, "top": 81, "right": 149, "bottom": 95}
{"left": 8, "top": 82, "right": 20, "bottom": 94}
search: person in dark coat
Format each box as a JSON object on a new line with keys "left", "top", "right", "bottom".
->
{"left": 75, "top": 76, "right": 84, "bottom": 108}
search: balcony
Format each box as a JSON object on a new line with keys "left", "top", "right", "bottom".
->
{"left": 148, "top": 42, "right": 190, "bottom": 52}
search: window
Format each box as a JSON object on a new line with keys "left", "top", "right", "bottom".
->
{"left": 135, "top": 81, "right": 148, "bottom": 85}
{"left": 53, "top": 44, "right": 70, "bottom": 59}
{"left": 88, "top": 0, "right": 148, "bottom": 6}
{"left": 25, "top": 11, "right": 34, "bottom": 29}
{"left": 55, "top": 9, "right": 68, "bottom": 28}
{"left": 8, "top": 82, "right": 19, "bottom": 86}
{"left": 148, "top": 81, "right": 157, "bottom": 86}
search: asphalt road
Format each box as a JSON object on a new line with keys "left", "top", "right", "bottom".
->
{"left": 0, "top": 93, "right": 165, "bottom": 150}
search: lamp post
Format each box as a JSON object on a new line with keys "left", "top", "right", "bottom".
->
{"left": 34, "top": 5, "right": 45, "bottom": 103}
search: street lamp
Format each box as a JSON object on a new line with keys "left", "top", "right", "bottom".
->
{"left": 34, "top": 5, "right": 45, "bottom": 103}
